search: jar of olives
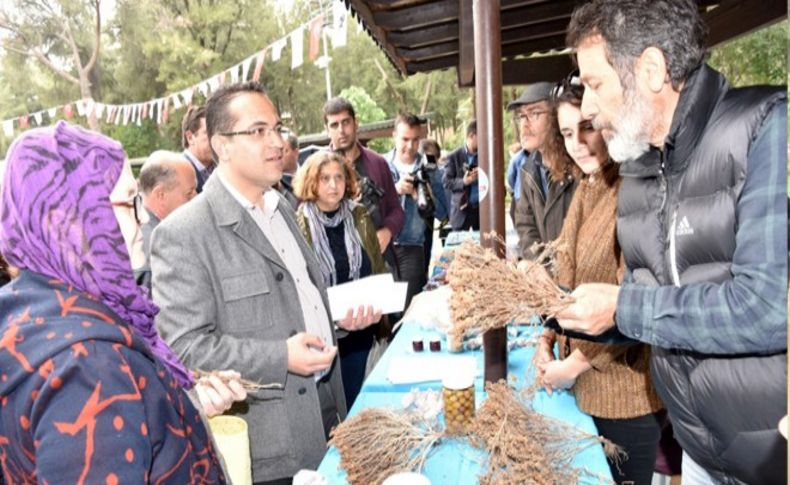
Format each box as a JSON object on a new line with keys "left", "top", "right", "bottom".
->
{"left": 442, "top": 369, "right": 475, "bottom": 435}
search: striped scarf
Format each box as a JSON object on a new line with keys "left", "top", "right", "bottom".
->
{"left": 304, "top": 199, "right": 363, "bottom": 286}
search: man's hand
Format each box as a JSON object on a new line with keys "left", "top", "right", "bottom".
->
{"left": 195, "top": 370, "right": 248, "bottom": 417}
{"left": 556, "top": 283, "right": 620, "bottom": 335}
{"left": 463, "top": 168, "right": 478, "bottom": 186}
{"left": 337, "top": 305, "right": 381, "bottom": 331}
{"left": 396, "top": 175, "right": 415, "bottom": 196}
{"left": 376, "top": 228, "right": 392, "bottom": 253}
{"left": 286, "top": 332, "right": 337, "bottom": 376}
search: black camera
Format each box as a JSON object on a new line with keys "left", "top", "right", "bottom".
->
{"left": 464, "top": 156, "right": 478, "bottom": 172}
{"left": 357, "top": 176, "right": 385, "bottom": 227}
{"left": 410, "top": 157, "right": 438, "bottom": 219}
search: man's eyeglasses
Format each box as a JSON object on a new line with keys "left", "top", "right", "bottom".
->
{"left": 514, "top": 110, "right": 548, "bottom": 125}
{"left": 219, "top": 125, "right": 289, "bottom": 140}
{"left": 551, "top": 69, "right": 582, "bottom": 100}
{"left": 111, "top": 193, "right": 144, "bottom": 225}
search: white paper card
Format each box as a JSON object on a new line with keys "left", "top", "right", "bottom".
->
{"left": 326, "top": 273, "right": 407, "bottom": 320}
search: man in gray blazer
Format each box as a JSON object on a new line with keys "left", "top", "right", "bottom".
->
{"left": 152, "top": 82, "right": 377, "bottom": 484}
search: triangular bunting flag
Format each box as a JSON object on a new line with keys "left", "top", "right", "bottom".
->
{"left": 291, "top": 27, "right": 304, "bottom": 69}
{"left": 63, "top": 104, "right": 74, "bottom": 119}
{"left": 309, "top": 15, "right": 324, "bottom": 62}
{"left": 75, "top": 99, "right": 86, "bottom": 117}
{"left": 47, "top": 107, "right": 57, "bottom": 118}
{"left": 182, "top": 88, "right": 194, "bottom": 106}
{"left": 85, "top": 99, "right": 95, "bottom": 119}
{"left": 252, "top": 49, "right": 266, "bottom": 82}
{"left": 32, "top": 112, "right": 43, "bottom": 126}
{"left": 171, "top": 93, "right": 182, "bottom": 110}
{"left": 2, "top": 120, "right": 13, "bottom": 138}
{"left": 18, "top": 115, "right": 29, "bottom": 130}
{"left": 332, "top": 1, "right": 348, "bottom": 48}
{"left": 272, "top": 38, "right": 287, "bottom": 62}
{"left": 242, "top": 55, "right": 254, "bottom": 82}
{"left": 208, "top": 76, "right": 220, "bottom": 93}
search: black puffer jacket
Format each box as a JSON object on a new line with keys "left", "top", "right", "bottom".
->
{"left": 617, "top": 64, "right": 787, "bottom": 484}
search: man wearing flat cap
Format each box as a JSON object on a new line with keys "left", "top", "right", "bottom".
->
{"left": 509, "top": 82, "right": 578, "bottom": 259}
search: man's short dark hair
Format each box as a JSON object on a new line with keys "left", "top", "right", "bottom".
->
{"left": 465, "top": 120, "right": 477, "bottom": 138}
{"left": 181, "top": 105, "right": 207, "bottom": 149}
{"left": 205, "top": 82, "right": 269, "bottom": 159}
{"left": 566, "top": 0, "right": 707, "bottom": 89}
{"left": 394, "top": 113, "right": 424, "bottom": 130}
{"left": 323, "top": 97, "right": 356, "bottom": 123}
{"left": 285, "top": 134, "right": 299, "bottom": 150}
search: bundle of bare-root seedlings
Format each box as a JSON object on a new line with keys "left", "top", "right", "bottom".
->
{"left": 192, "top": 369, "right": 283, "bottom": 391}
{"left": 328, "top": 408, "right": 443, "bottom": 485}
{"left": 446, "top": 236, "right": 573, "bottom": 351}
{"left": 470, "top": 380, "right": 623, "bottom": 485}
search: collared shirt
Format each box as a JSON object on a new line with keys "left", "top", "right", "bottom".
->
{"left": 217, "top": 172, "right": 334, "bottom": 379}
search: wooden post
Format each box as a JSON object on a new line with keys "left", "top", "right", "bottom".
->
{"left": 473, "top": 0, "right": 507, "bottom": 384}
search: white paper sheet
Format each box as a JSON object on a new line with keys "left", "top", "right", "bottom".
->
{"left": 386, "top": 355, "right": 478, "bottom": 385}
{"left": 326, "top": 273, "right": 408, "bottom": 320}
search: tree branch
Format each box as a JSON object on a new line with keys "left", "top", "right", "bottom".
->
{"left": 83, "top": 0, "right": 101, "bottom": 73}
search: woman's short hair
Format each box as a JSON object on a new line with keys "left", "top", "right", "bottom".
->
{"left": 293, "top": 151, "right": 359, "bottom": 202}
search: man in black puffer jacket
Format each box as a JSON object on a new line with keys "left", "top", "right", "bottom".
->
{"left": 557, "top": 1, "right": 787, "bottom": 484}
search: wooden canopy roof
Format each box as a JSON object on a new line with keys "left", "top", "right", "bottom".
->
{"left": 344, "top": 0, "right": 786, "bottom": 86}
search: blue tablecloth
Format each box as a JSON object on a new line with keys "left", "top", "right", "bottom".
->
{"left": 317, "top": 321, "right": 613, "bottom": 484}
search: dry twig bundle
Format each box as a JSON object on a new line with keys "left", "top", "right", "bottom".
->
{"left": 192, "top": 369, "right": 283, "bottom": 391}
{"left": 446, "top": 237, "right": 573, "bottom": 350}
{"left": 328, "top": 408, "right": 443, "bottom": 485}
{"left": 470, "top": 380, "right": 623, "bottom": 485}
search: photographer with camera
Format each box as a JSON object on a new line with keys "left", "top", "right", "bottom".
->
{"left": 442, "top": 120, "right": 480, "bottom": 231}
{"left": 384, "top": 114, "right": 448, "bottom": 310}
{"left": 323, "top": 98, "right": 404, "bottom": 272}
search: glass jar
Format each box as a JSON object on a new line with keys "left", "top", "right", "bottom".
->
{"left": 442, "top": 370, "right": 475, "bottom": 434}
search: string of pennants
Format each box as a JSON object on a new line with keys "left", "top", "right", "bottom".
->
{"left": 1, "top": 0, "right": 348, "bottom": 138}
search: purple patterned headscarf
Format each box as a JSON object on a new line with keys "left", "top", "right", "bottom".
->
{"left": 0, "top": 121, "right": 194, "bottom": 388}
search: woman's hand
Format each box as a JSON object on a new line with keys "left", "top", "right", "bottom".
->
{"left": 536, "top": 350, "right": 591, "bottom": 396}
{"left": 195, "top": 370, "right": 248, "bottom": 417}
{"left": 337, "top": 305, "right": 382, "bottom": 331}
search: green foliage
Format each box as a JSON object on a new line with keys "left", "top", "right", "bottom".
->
{"left": 104, "top": 120, "right": 179, "bottom": 158}
{"left": 1, "top": 1, "right": 785, "bottom": 164}
{"left": 708, "top": 20, "right": 788, "bottom": 87}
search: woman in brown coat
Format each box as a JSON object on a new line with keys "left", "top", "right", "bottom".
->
{"left": 534, "top": 81, "right": 664, "bottom": 485}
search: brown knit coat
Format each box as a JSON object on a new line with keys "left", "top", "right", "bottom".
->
{"left": 554, "top": 162, "right": 663, "bottom": 419}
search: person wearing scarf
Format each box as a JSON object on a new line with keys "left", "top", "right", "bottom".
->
{"left": 0, "top": 122, "right": 231, "bottom": 483}
{"left": 294, "top": 151, "right": 386, "bottom": 407}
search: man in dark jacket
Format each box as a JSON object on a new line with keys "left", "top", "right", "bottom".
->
{"left": 557, "top": 1, "right": 787, "bottom": 484}
{"left": 323, "top": 97, "right": 405, "bottom": 261}
{"left": 442, "top": 120, "right": 479, "bottom": 231}
{"left": 508, "top": 83, "right": 577, "bottom": 259}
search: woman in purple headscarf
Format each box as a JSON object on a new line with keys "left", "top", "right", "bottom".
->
{"left": 0, "top": 122, "right": 234, "bottom": 483}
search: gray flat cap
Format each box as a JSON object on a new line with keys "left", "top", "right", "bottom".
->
{"left": 506, "top": 82, "right": 554, "bottom": 111}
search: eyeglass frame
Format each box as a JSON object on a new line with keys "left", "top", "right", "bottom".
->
{"left": 218, "top": 124, "right": 290, "bottom": 140}
{"left": 513, "top": 107, "right": 550, "bottom": 125}
{"left": 111, "top": 193, "right": 144, "bottom": 226}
